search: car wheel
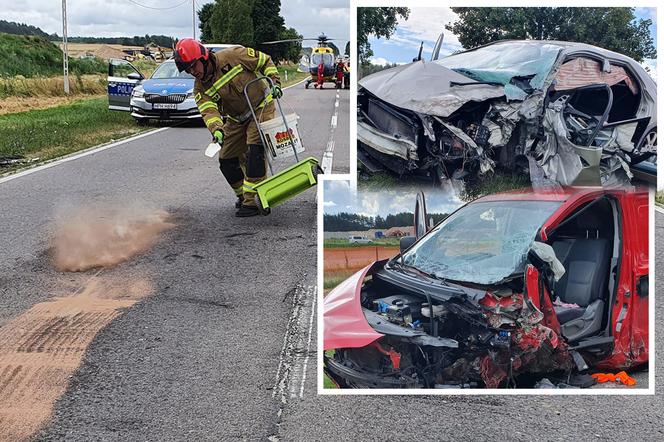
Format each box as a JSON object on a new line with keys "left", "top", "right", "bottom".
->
{"left": 632, "top": 128, "right": 656, "bottom": 165}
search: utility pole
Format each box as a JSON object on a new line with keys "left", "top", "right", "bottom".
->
{"left": 61, "top": 0, "right": 69, "bottom": 94}
{"left": 192, "top": 0, "right": 196, "bottom": 39}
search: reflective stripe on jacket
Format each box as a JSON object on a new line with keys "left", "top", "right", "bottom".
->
{"left": 193, "top": 46, "right": 281, "bottom": 133}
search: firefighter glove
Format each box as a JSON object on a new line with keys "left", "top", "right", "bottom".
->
{"left": 271, "top": 84, "right": 283, "bottom": 99}
{"left": 213, "top": 130, "right": 224, "bottom": 145}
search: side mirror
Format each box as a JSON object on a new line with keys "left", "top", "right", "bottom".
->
{"left": 128, "top": 72, "right": 143, "bottom": 80}
{"left": 414, "top": 191, "right": 428, "bottom": 239}
{"left": 400, "top": 236, "right": 416, "bottom": 255}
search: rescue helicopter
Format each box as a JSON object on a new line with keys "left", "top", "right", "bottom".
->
{"left": 263, "top": 33, "right": 347, "bottom": 89}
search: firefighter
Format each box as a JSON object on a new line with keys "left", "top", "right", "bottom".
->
{"left": 174, "top": 38, "right": 282, "bottom": 217}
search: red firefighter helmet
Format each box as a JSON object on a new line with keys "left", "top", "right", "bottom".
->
{"left": 174, "top": 38, "right": 209, "bottom": 72}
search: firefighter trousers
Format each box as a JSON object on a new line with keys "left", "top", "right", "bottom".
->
{"left": 217, "top": 102, "right": 275, "bottom": 206}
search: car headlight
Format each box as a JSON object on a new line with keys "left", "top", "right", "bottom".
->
{"left": 186, "top": 91, "right": 194, "bottom": 100}
{"left": 132, "top": 88, "right": 144, "bottom": 98}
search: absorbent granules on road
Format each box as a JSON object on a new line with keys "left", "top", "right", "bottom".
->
{"left": 52, "top": 204, "right": 174, "bottom": 271}
{"left": 0, "top": 276, "right": 153, "bottom": 441}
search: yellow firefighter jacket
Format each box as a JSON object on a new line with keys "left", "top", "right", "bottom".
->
{"left": 193, "top": 46, "right": 281, "bottom": 134}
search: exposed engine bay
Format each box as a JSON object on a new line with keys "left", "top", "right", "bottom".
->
{"left": 327, "top": 271, "right": 577, "bottom": 388}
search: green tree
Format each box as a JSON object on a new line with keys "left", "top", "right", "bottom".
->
{"left": 358, "top": 7, "right": 410, "bottom": 63}
{"left": 344, "top": 41, "right": 350, "bottom": 56}
{"left": 276, "top": 27, "right": 303, "bottom": 63}
{"left": 198, "top": 3, "right": 215, "bottom": 43}
{"left": 447, "top": 7, "right": 655, "bottom": 62}
{"left": 210, "top": 0, "right": 254, "bottom": 46}
{"left": 252, "top": 0, "right": 285, "bottom": 52}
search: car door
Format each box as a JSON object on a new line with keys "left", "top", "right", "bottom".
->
{"left": 107, "top": 58, "right": 144, "bottom": 111}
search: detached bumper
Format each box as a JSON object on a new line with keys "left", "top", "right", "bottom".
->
{"left": 324, "top": 355, "right": 421, "bottom": 388}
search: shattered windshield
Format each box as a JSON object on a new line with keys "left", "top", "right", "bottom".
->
{"left": 151, "top": 61, "right": 193, "bottom": 79}
{"left": 437, "top": 42, "right": 563, "bottom": 99}
{"left": 401, "top": 200, "right": 562, "bottom": 285}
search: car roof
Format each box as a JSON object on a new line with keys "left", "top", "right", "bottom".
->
{"left": 458, "top": 39, "right": 645, "bottom": 67}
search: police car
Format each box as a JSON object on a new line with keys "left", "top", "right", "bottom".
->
{"left": 107, "top": 45, "right": 236, "bottom": 123}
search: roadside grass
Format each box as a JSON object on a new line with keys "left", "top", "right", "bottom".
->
{"left": 323, "top": 271, "right": 355, "bottom": 290}
{"left": 323, "top": 374, "right": 337, "bottom": 388}
{"left": 279, "top": 63, "right": 309, "bottom": 88}
{"left": 656, "top": 191, "right": 664, "bottom": 207}
{"left": 0, "top": 97, "right": 151, "bottom": 170}
{"left": 0, "top": 74, "right": 106, "bottom": 99}
{"left": 359, "top": 162, "right": 530, "bottom": 201}
{"left": 324, "top": 237, "right": 401, "bottom": 248}
{"left": 323, "top": 350, "right": 337, "bottom": 389}
{"left": 461, "top": 170, "right": 530, "bottom": 201}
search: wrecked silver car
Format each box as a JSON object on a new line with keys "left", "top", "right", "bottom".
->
{"left": 357, "top": 40, "right": 657, "bottom": 186}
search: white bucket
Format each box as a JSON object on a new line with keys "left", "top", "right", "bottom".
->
{"left": 259, "top": 113, "right": 305, "bottom": 159}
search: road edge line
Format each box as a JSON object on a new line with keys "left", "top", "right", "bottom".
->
{"left": 0, "top": 127, "right": 170, "bottom": 185}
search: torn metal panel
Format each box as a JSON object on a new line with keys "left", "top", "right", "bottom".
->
{"left": 357, "top": 120, "right": 418, "bottom": 162}
{"left": 537, "top": 107, "right": 585, "bottom": 185}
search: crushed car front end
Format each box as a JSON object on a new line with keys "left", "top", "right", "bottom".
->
{"left": 324, "top": 196, "right": 577, "bottom": 388}
{"left": 357, "top": 40, "right": 657, "bottom": 186}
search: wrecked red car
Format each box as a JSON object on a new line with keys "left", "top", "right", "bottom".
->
{"left": 323, "top": 187, "right": 649, "bottom": 388}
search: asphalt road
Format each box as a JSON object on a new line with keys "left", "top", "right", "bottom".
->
{"left": 0, "top": 82, "right": 340, "bottom": 441}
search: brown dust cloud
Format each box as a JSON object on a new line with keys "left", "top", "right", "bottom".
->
{"left": 0, "top": 203, "right": 174, "bottom": 441}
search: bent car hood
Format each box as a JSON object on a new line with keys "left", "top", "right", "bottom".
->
{"left": 359, "top": 61, "right": 505, "bottom": 117}
{"left": 142, "top": 79, "right": 193, "bottom": 94}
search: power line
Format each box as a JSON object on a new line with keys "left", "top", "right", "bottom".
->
{"left": 125, "top": 0, "right": 189, "bottom": 11}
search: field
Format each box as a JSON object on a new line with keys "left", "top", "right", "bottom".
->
{"left": 0, "top": 97, "right": 150, "bottom": 168}
{"left": 0, "top": 33, "right": 107, "bottom": 78}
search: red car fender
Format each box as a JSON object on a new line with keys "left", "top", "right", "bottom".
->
{"left": 323, "top": 260, "right": 386, "bottom": 350}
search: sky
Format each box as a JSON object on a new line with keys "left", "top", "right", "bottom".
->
{"left": 1, "top": 0, "right": 349, "bottom": 45}
{"left": 323, "top": 181, "right": 464, "bottom": 219}
{"left": 368, "top": 7, "right": 657, "bottom": 77}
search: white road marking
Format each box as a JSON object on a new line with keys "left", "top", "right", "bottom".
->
{"left": 299, "top": 290, "right": 317, "bottom": 398}
{"left": 655, "top": 205, "right": 664, "bottom": 215}
{"left": 0, "top": 127, "right": 170, "bottom": 185}
{"left": 269, "top": 283, "right": 316, "bottom": 441}
{"left": 321, "top": 91, "right": 341, "bottom": 174}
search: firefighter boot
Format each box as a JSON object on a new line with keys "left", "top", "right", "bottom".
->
{"left": 219, "top": 157, "right": 245, "bottom": 209}
{"left": 237, "top": 144, "right": 266, "bottom": 217}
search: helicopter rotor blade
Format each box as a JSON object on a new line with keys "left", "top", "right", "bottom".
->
{"left": 262, "top": 38, "right": 305, "bottom": 44}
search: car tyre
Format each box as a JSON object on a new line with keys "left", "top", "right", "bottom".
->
{"left": 632, "top": 128, "right": 657, "bottom": 165}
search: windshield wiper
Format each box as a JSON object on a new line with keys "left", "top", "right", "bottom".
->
{"left": 390, "top": 259, "right": 449, "bottom": 286}
{"left": 450, "top": 81, "right": 503, "bottom": 87}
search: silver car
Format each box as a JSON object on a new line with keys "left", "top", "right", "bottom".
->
{"left": 107, "top": 44, "right": 237, "bottom": 123}
{"left": 358, "top": 39, "right": 657, "bottom": 186}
